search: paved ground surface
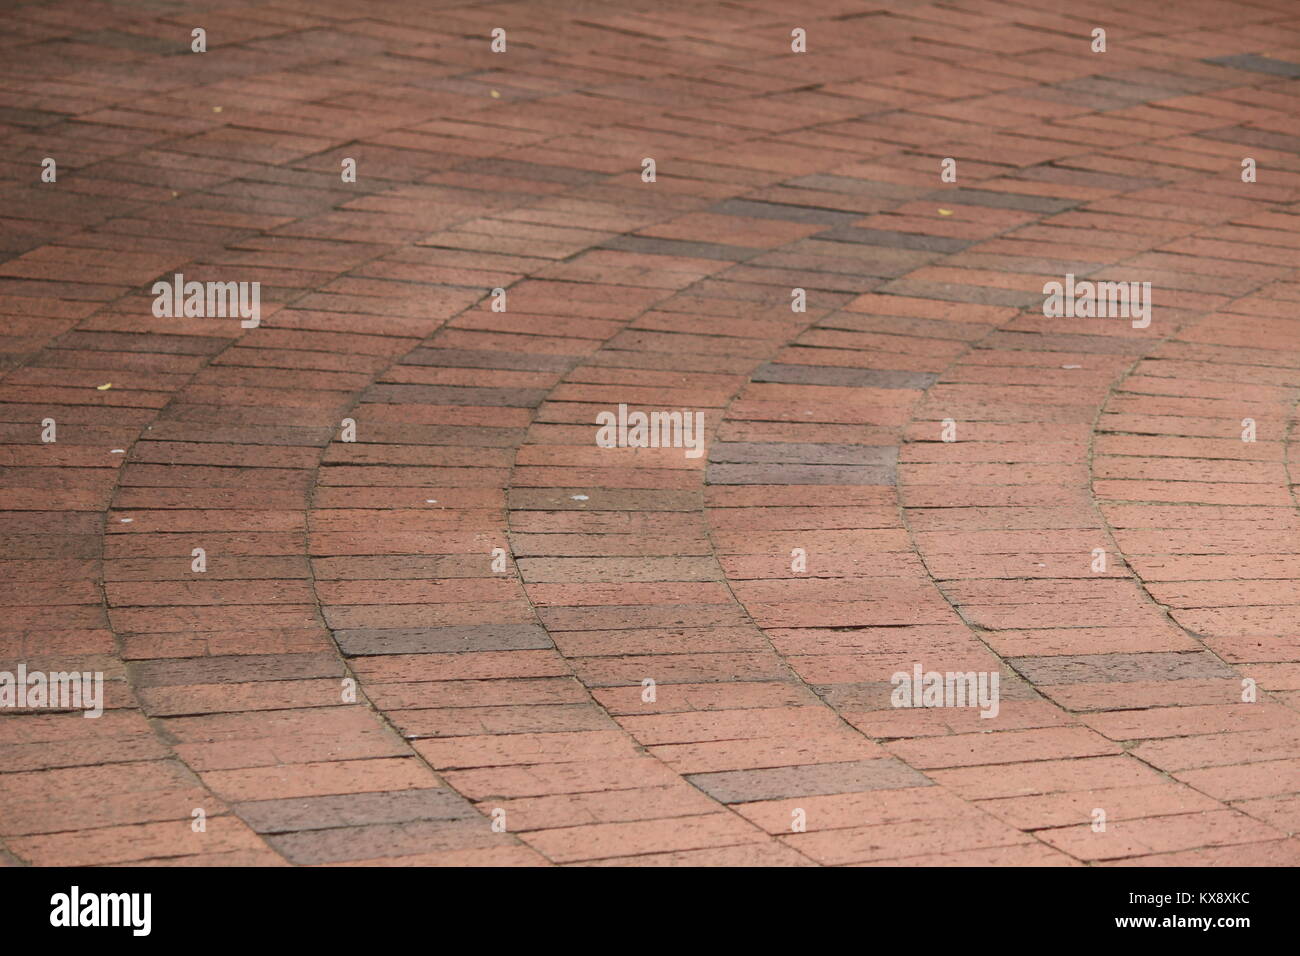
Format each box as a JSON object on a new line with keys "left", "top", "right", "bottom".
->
{"left": 2, "top": 0, "right": 1300, "bottom": 867}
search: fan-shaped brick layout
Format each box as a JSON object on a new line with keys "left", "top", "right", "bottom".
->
{"left": 3, "top": 0, "right": 1300, "bottom": 866}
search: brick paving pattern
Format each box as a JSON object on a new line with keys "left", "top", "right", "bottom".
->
{"left": 2, "top": 0, "right": 1300, "bottom": 866}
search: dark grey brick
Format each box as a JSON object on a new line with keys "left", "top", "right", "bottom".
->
{"left": 1015, "top": 86, "right": 1134, "bottom": 112}
{"left": 711, "top": 198, "right": 861, "bottom": 226}
{"left": 1009, "top": 651, "right": 1236, "bottom": 685}
{"left": 1203, "top": 54, "right": 1300, "bottom": 77}
{"left": 754, "top": 243, "right": 934, "bottom": 279}
{"left": 814, "top": 226, "right": 971, "bottom": 253}
{"left": 266, "top": 818, "right": 501, "bottom": 864}
{"left": 336, "top": 623, "right": 553, "bottom": 655}
{"left": 921, "top": 188, "right": 1077, "bottom": 214}
{"left": 1201, "top": 125, "right": 1300, "bottom": 156}
{"left": 688, "top": 758, "right": 931, "bottom": 803}
{"left": 600, "top": 235, "right": 757, "bottom": 262}
{"left": 878, "top": 279, "right": 1043, "bottom": 308}
{"left": 786, "top": 174, "right": 928, "bottom": 200}
{"left": 753, "top": 362, "right": 938, "bottom": 389}
{"left": 578, "top": 349, "right": 754, "bottom": 374}
{"left": 237, "top": 788, "right": 475, "bottom": 834}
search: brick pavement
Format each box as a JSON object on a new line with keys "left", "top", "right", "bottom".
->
{"left": 2, "top": 0, "right": 1300, "bottom": 866}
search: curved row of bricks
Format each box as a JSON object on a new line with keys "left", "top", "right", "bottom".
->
{"left": 703, "top": 278, "right": 1300, "bottom": 864}
{"left": 4, "top": 0, "right": 1300, "bottom": 865}
{"left": 15, "top": 187, "right": 1294, "bottom": 868}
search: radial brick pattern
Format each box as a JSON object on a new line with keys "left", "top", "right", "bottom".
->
{"left": 3, "top": 0, "right": 1300, "bottom": 867}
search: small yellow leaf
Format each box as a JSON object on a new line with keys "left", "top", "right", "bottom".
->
{"left": 490, "top": 90, "right": 501, "bottom": 98}
{"left": 97, "top": 383, "right": 112, "bottom": 390}
{"left": 213, "top": 106, "right": 222, "bottom": 113}
{"left": 938, "top": 208, "right": 953, "bottom": 216}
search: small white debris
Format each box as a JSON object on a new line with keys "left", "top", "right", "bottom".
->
{"left": 1061, "top": 365, "right": 1082, "bottom": 369}
{"left": 425, "top": 499, "right": 438, "bottom": 504}
{"left": 110, "top": 449, "right": 125, "bottom": 454}
{"left": 119, "top": 518, "right": 133, "bottom": 523}
{"left": 570, "top": 494, "right": 589, "bottom": 501}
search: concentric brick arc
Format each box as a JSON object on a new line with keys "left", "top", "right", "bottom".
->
{"left": 2, "top": 0, "right": 1300, "bottom": 866}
